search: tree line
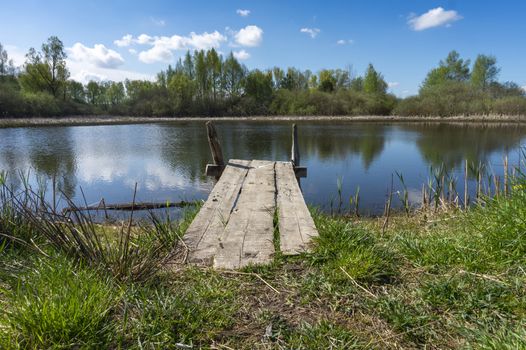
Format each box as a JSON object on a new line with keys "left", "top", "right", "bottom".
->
{"left": 1, "top": 36, "right": 525, "bottom": 118}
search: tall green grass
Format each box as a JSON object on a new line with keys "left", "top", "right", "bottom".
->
{"left": 396, "top": 175, "right": 526, "bottom": 273}
{"left": 0, "top": 256, "right": 117, "bottom": 349}
{"left": 310, "top": 211, "right": 397, "bottom": 285}
{"left": 0, "top": 175, "right": 199, "bottom": 282}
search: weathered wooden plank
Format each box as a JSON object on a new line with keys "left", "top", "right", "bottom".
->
{"left": 184, "top": 159, "right": 251, "bottom": 265}
{"left": 275, "top": 161, "right": 318, "bottom": 255}
{"left": 213, "top": 160, "right": 276, "bottom": 269}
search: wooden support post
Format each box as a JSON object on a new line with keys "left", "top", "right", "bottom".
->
{"left": 290, "top": 123, "right": 307, "bottom": 178}
{"left": 291, "top": 124, "right": 300, "bottom": 167}
{"left": 205, "top": 121, "right": 225, "bottom": 177}
{"left": 207, "top": 121, "right": 224, "bottom": 166}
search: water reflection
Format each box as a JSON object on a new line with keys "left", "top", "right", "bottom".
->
{"left": 404, "top": 123, "right": 525, "bottom": 170}
{"left": 0, "top": 121, "right": 525, "bottom": 215}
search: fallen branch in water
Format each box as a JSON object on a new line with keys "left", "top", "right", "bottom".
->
{"left": 62, "top": 200, "right": 197, "bottom": 214}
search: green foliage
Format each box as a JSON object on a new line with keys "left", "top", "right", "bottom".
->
{"left": 397, "top": 176, "right": 526, "bottom": 273}
{"left": 123, "top": 268, "right": 240, "bottom": 347}
{"left": 310, "top": 211, "right": 396, "bottom": 284}
{"left": 363, "top": 64, "right": 387, "bottom": 94}
{"left": 0, "top": 256, "right": 117, "bottom": 349}
{"left": 0, "top": 176, "right": 198, "bottom": 283}
{"left": 1, "top": 175, "right": 526, "bottom": 347}
{"left": 283, "top": 321, "right": 365, "bottom": 349}
{"left": 420, "top": 274, "right": 526, "bottom": 319}
{"left": 373, "top": 295, "right": 433, "bottom": 344}
{"left": 471, "top": 54, "right": 500, "bottom": 91}
{"left": 2, "top": 37, "right": 526, "bottom": 119}
{"left": 318, "top": 69, "right": 337, "bottom": 92}
{"left": 465, "top": 322, "right": 526, "bottom": 349}
{"left": 398, "top": 50, "right": 526, "bottom": 116}
{"left": 19, "top": 36, "right": 69, "bottom": 98}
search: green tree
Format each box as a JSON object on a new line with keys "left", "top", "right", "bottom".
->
{"left": 471, "top": 55, "right": 499, "bottom": 91}
{"left": 441, "top": 50, "right": 470, "bottom": 81}
{"left": 243, "top": 69, "right": 274, "bottom": 113}
{"left": 194, "top": 50, "right": 210, "bottom": 102}
{"left": 318, "top": 70, "right": 336, "bottom": 92}
{"left": 206, "top": 49, "right": 222, "bottom": 103}
{"left": 222, "top": 53, "right": 246, "bottom": 100}
{"left": 168, "top": 72, "right": 195, "bottom": 114}
{"left": 350, "top": 77, "right": 364, "bottom": 92}
{"left": 422, "top": 51, "right": 470, "bottom": 90}
{"left": 19, "top": 36, "right": 69, "bottom": 98}
{"left": 363, "top": 64, "right": 387, "bottom": 94}
{"left": 86, "top": 81, "right": 101, "bottom": 105}
{"left": 107, "top": 82, "right": 125, "bottom": 105}
{"left": 66, "top": 80, "right": 86, "bottom": 103}
{"left": 182, "top": 51, "right": 194, "bottom": 79}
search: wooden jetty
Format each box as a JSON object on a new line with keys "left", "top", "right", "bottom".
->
{"left": 184, "top": 122, "right": 318, "bottom": 269}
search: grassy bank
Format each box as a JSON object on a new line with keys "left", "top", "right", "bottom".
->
{"left": 1, "top": 176, "right": 526, "bottom": 348}
{"left": 1, "top": 114, "right": 526, "bottom": 128}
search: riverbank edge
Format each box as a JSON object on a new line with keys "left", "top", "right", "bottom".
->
{"left": 1, "top": 114, "right": 526, "bottom": 128}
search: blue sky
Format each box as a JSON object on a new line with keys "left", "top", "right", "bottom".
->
{"left": 1, "top": 0, "right": 526, "bottom": 96}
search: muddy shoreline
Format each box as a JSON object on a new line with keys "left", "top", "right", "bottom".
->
{"left": 1, "top": 115, "right": 525, "bottom": 128}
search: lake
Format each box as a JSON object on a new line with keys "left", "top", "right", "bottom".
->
{"left": 1, "top": 121, "right": 525, "bottom": 216}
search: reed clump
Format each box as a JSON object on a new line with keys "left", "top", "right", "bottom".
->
{"left": 0, "top": 173, "right": 195, "bottom": 283}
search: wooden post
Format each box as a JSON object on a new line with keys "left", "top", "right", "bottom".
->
{"left": 206, "top": 121, "right": 224, "bottom": 167}
{"left": 290, "top": 124, "right": 307, "bottom": 178}
{"left": 291, "top": 124, "right": 300, "bottom": 167}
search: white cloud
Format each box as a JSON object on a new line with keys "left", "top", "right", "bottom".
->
{"left": 128, "top": 48, "right": 137, "bottom": 55}
{"left": 138, "top": 45, "right": 174, "bottom": 64}
{"left": 114, "top": 33, "right": 155, "bottom": 47}
{"left": 71, "top": 70, "right": 106, "bottom": 83}
{"left": 300, "top": 27, "right": 320, "bottom": 38}
{"left": 236, "top": 9, "right": 250, "bottom": 17}
{"left": 137, "top": 34, "right": 154, "bottom": 45}
{"left": 114, "top": 34, "right": 133, "bottom": 47}
{"left": 134, "top": 31, "right": 226, "bottom": 63}
{"left": 68, "top": 43, "right": 125, "bottom": 69}
{"left": 408, "top": 7, "right": 462, "bottom": 31}
{"left": 6, "top": 43, "right": 150, "bottom": 84}
{"left": 66, "top": 45, "right": 151, "bottom": 83}
{"left": 234, "top": 25, "right": 263, "bottom": 47}
{"left": 388, "top": 82, "right": 400, "bottom": 88}
{"left": 233, "top": 49, "right": 250, "bottom": 60}
{"left": 113, "top": 31, "right": 226, "bottom": 64}
{"left": 188, "top": 31, "right": 227, "bottom": 49}
{"left": 68, "top": 61, "right": 153, "bottom": 84}
{"left": 336, "top": 39, "right": 354, "bottom": 45}
{"left": 521, "top": 85, "right": 526, "bottom": 92}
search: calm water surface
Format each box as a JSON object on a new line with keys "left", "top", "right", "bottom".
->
{"left": 1, "top": 121, "right": 525, "bottom": 216}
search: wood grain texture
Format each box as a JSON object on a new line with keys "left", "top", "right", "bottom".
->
{"left": 184, "top": 159, "right": 251, "bottom": 265}
{"left": 213, "top": 160, "right": 276, "bottom": 269}
{"left": 184, "top": 158, "right": 318, "bottom": 269}
{"left": 275, "top": 161, "right": 318, "bottom": 255}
